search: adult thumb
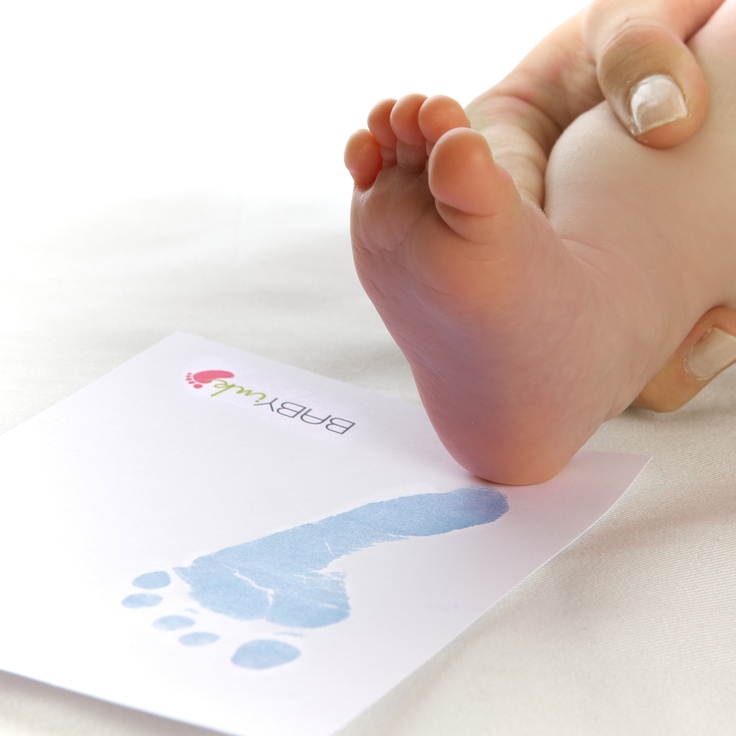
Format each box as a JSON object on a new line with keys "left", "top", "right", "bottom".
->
{"left": 585, "top": 0, "right": 724, "bottom": 148}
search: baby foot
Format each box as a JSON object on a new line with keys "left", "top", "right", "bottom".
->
{"left": 345, "top": 95, "right": 677, "bottom": 484}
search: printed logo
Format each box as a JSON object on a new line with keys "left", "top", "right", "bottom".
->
{"left": 186, "top": 370, "right": 236, "bottom": 389}
{"left": 185, "top": 369, "right": 355, "bottom": 435}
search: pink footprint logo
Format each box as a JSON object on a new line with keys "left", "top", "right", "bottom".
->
{"left": 186, "top": 370, "right": 235, "bottom": 389}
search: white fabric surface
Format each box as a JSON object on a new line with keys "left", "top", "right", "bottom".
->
{"left": 2, "top": 1, "right": 735, "bottom": 734}
{"left": 2, "top": 193, "right": 735, "bottom": 736}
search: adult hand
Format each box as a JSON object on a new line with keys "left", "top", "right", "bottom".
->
{"left": 466, "top": 0, "right": 736, "bottom": 412}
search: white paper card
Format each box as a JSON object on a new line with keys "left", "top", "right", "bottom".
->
{"left": 0, "top": 333, "right": 648, "bottom": 736}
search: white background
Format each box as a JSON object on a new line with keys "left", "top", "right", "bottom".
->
{"left": 0, "top": 0, "right": 588, "bottom": 242}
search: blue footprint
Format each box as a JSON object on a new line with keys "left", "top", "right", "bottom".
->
{"left": 122, "top": 487, "right": 508, "bottom": 669}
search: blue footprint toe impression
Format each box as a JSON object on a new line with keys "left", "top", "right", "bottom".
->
{"left": 123, "top": 487, "right": 508, "bottom": 669}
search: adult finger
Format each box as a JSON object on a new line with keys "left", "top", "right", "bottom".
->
{"left": 586, "top": 0, "right": 725, "bottom": 148}
{"left": 633, "top": 307, "right": 736, "bottom": 412}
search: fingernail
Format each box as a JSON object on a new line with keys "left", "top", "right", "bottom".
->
{"left": 685, "top": 327, "right": 736, "bottom": 380}
{"left": 629, "top": 74, "right": 688, "bottom": 136}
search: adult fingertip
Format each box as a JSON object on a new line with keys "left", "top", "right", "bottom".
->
{"left": 629, "top": 74, "right": 687, "bottom": 138}
{"left": 629, "top": 63, "right": 709, "bottom": 148}
{"left": 596, "top": 27, "right": 709, "bottom": 148}
{"left": 633, "top": 307, "right": 736, "bottom": 412}
{"left": 685, "top": 326, "right": 736, "bottom": 382}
